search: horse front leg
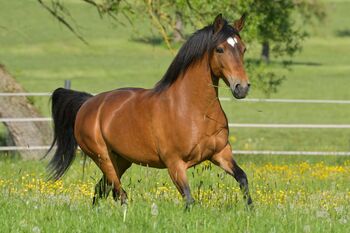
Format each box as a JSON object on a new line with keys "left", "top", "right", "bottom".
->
{"left": 167, "top": 161, "right": 194, "bottom": 209}
{"left": 211, "top": 144, "right": 253, "bottom": 206}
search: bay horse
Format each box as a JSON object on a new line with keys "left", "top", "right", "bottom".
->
{"left": 47, "top": 13, "right": 252, "bottom": 208}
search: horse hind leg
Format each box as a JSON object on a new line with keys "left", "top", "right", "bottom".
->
{"left": 110, "top": 154, "right": 132, "bottom": 205}
{"left": 92, "top": 174, "right": 127, "bottom": 205}
{"left": 92, "top": 174, "right": 113, "bottom": 205}
{"left": 92, "top": 153, "right": 132, "bottom": 206}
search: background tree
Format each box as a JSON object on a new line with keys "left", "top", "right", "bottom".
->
{"left": 37, "top": 0, "right": 325, "bottom": 96}
{"left": 0, "top": 66, "right": 52, "bottom": 160}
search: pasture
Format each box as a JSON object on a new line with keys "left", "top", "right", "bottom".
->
{"left": 0, "top": 157, "right": 349, "bottom": 232}
{"left": 0, "top": 0, "right": 350, "bottom": 232}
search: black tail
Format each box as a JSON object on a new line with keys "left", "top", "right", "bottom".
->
{"left": 47, "top": 88, "right": 93, "bottom": 180}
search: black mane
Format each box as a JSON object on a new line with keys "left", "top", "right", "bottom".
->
{"left": 153, "top": 18, "right": 237, "bottom": 92}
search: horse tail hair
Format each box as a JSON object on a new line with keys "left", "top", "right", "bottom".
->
{"left": 46, "top": 88, "right": 93, "bottom": 181}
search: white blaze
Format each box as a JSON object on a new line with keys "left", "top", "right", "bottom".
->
{"left": 227, "top": 37, "right": 238, "bottom": 47}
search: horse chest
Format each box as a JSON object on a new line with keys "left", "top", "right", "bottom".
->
{"left": 186, "top": 124, "right": 229, "bottom": 164}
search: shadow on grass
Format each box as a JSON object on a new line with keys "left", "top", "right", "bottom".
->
{"left": 336, "top": 29, "right": 350, "bottom": 37}
{"left": 246, "top": 58, "right": 322, "bottom": 67}
{"left": 286, "top": 61, "right": 322, "bottom": 66}
{"left": 131, "top": 36, "right": 164, "bottom": 46}
{"left": 130, "top": 35, "right": 188, "bottom": 48}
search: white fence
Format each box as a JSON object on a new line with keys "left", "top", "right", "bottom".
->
{"left": 1, "top": 92, "right": 350, "bottom": 104}
{"left": 2, "top": 117, "right": 350, "bottom": 129}
{"left": 1, "top": 91, "right": 349, "bottom": 156}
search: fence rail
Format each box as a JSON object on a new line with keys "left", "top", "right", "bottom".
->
{"left": 233, "top": 150, "right": 350, "bottom": 156}
{"left": 0, "top": 118, "right": 51, "bottom": 122}
{"left": 1, "top": 90, "right": 349, "bottom": 154}
{"left": 0, "top": 145, "right": 349, "bottom": 156}
{"left": 0, "top": 93, "right": 52, "bottom": 97}
{"left": 228, "top": 123, "right": 350, "bottom": 129}
{"left": 1, "top": 118, "right": 350, "bottom": 129}
{"left": 220, "top": 97, "right": 350, "bottom": 104}
{"left": 1, "top": 92, "right": 350, "bottom": 104}
{"left": 0, "top": 146, "right": 51, "bottom": 151}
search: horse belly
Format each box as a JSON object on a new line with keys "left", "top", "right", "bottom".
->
{"left": 106, "top": 126, "right": 165, "bottom": 168}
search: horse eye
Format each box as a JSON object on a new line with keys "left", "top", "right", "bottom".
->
{"left": 216, "top": 47, "right": 224, "bottom": 53}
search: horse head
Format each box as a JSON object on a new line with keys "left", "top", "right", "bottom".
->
{"left": 209, "top": 14, "right": 250, "bottom": 99}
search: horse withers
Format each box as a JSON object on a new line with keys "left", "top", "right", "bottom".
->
{"left": 47, "top": 13, "right": 252, "bottom": 208}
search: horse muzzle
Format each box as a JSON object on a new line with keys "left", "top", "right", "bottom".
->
{"left": 232, "top": 83, "right": 250, "bottom": 99}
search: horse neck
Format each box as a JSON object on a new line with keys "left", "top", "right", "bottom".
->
{"left": 165, "top": 57, "right": 221, "bottom": 114}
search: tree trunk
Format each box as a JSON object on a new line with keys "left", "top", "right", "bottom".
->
{"left": 261, "top": 41, "right": 270, "bottom": 63}
{"left": 173, "top": 11, "right": 184, "bottom": 43}
{"left": 0, "top": 65, "right": 52, "bottom": 160}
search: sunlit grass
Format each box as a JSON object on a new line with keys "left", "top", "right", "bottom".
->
{"left": 0, "top": 158, "right": 349, "bottom": 232}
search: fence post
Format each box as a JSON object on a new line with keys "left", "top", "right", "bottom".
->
{"left": 64, "top": 80, "right": 71, "bottom": 89}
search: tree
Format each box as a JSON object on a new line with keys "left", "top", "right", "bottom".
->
{"left": 0, "top": 65, "right": 52, "bottom": 160}
{"left": 37, "top": 0, "right": 325, "bottom": 96}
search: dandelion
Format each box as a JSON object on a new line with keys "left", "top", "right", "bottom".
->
{"left": 303, "top": 225, "right": 311, "bottom": 233}
{"left": 151, "top": 203, "right": 159, "bottom": 216}
{"left": 334, "top": 206, "right": 344, "bottom": 215}
{"left": 339, "top": 218, "right": 348, "bottom": 225}
{"left": 19, "top": 220, "right": 27, "bottom": 228}
{"left": 316, "top": 209, "right": 329, "bottom": 219}
{"left": 229, "top": 135, "right": 237, "bottom": 143}
{"left": 32, "top": 226, "right": 41, "bottom": 233}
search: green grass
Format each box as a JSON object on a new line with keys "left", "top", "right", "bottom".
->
{"left": 0, "top": 156, "right": 349, "bottom": 232}
{"left": 1, "top": 0, "right": 350, "bottom": 232}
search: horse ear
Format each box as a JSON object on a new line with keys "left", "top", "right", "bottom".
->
{"left": 213, "top": 13, "right": 224, "bottom": 34}
{"left": 233, "top": 13, "right": 247, "bottom": 32}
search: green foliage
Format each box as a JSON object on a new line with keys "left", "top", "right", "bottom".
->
{"left": 37, "top": 0, "right": 325, "bottom": 95}
{"left": 245, "top": 60, "right": 286, "bottom": 97}
{"left": 167, "top": 0, "right": 325, "bottom": 95}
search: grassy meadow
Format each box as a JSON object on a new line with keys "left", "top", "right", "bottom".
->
{"left": 0, "top": 0, "right": 350, "bottom": 232}
{"left": 0, "top": 157, "right": 349, "bottom": 232}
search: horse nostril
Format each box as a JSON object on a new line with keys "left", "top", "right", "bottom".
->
{"left": 235, "top": 83, "right": 241, "bottom": 89}
{"left": 247, "top": 83, "right": 251, "bottom": 88}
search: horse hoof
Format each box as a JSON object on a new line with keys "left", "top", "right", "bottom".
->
{"left": 185, "top": 199, "right": 195, "bottom": 211}
{"left": 247, "top": 196, "right": 253, "bottom": 204}
{"left": 121, "top": 198, "right": 128, "bottom": 206}
{"left": 246, "top": 198, "right": 254, "bottom": 211}
{"left": 92, "top": 196, "right": 99, "bottom": 206}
